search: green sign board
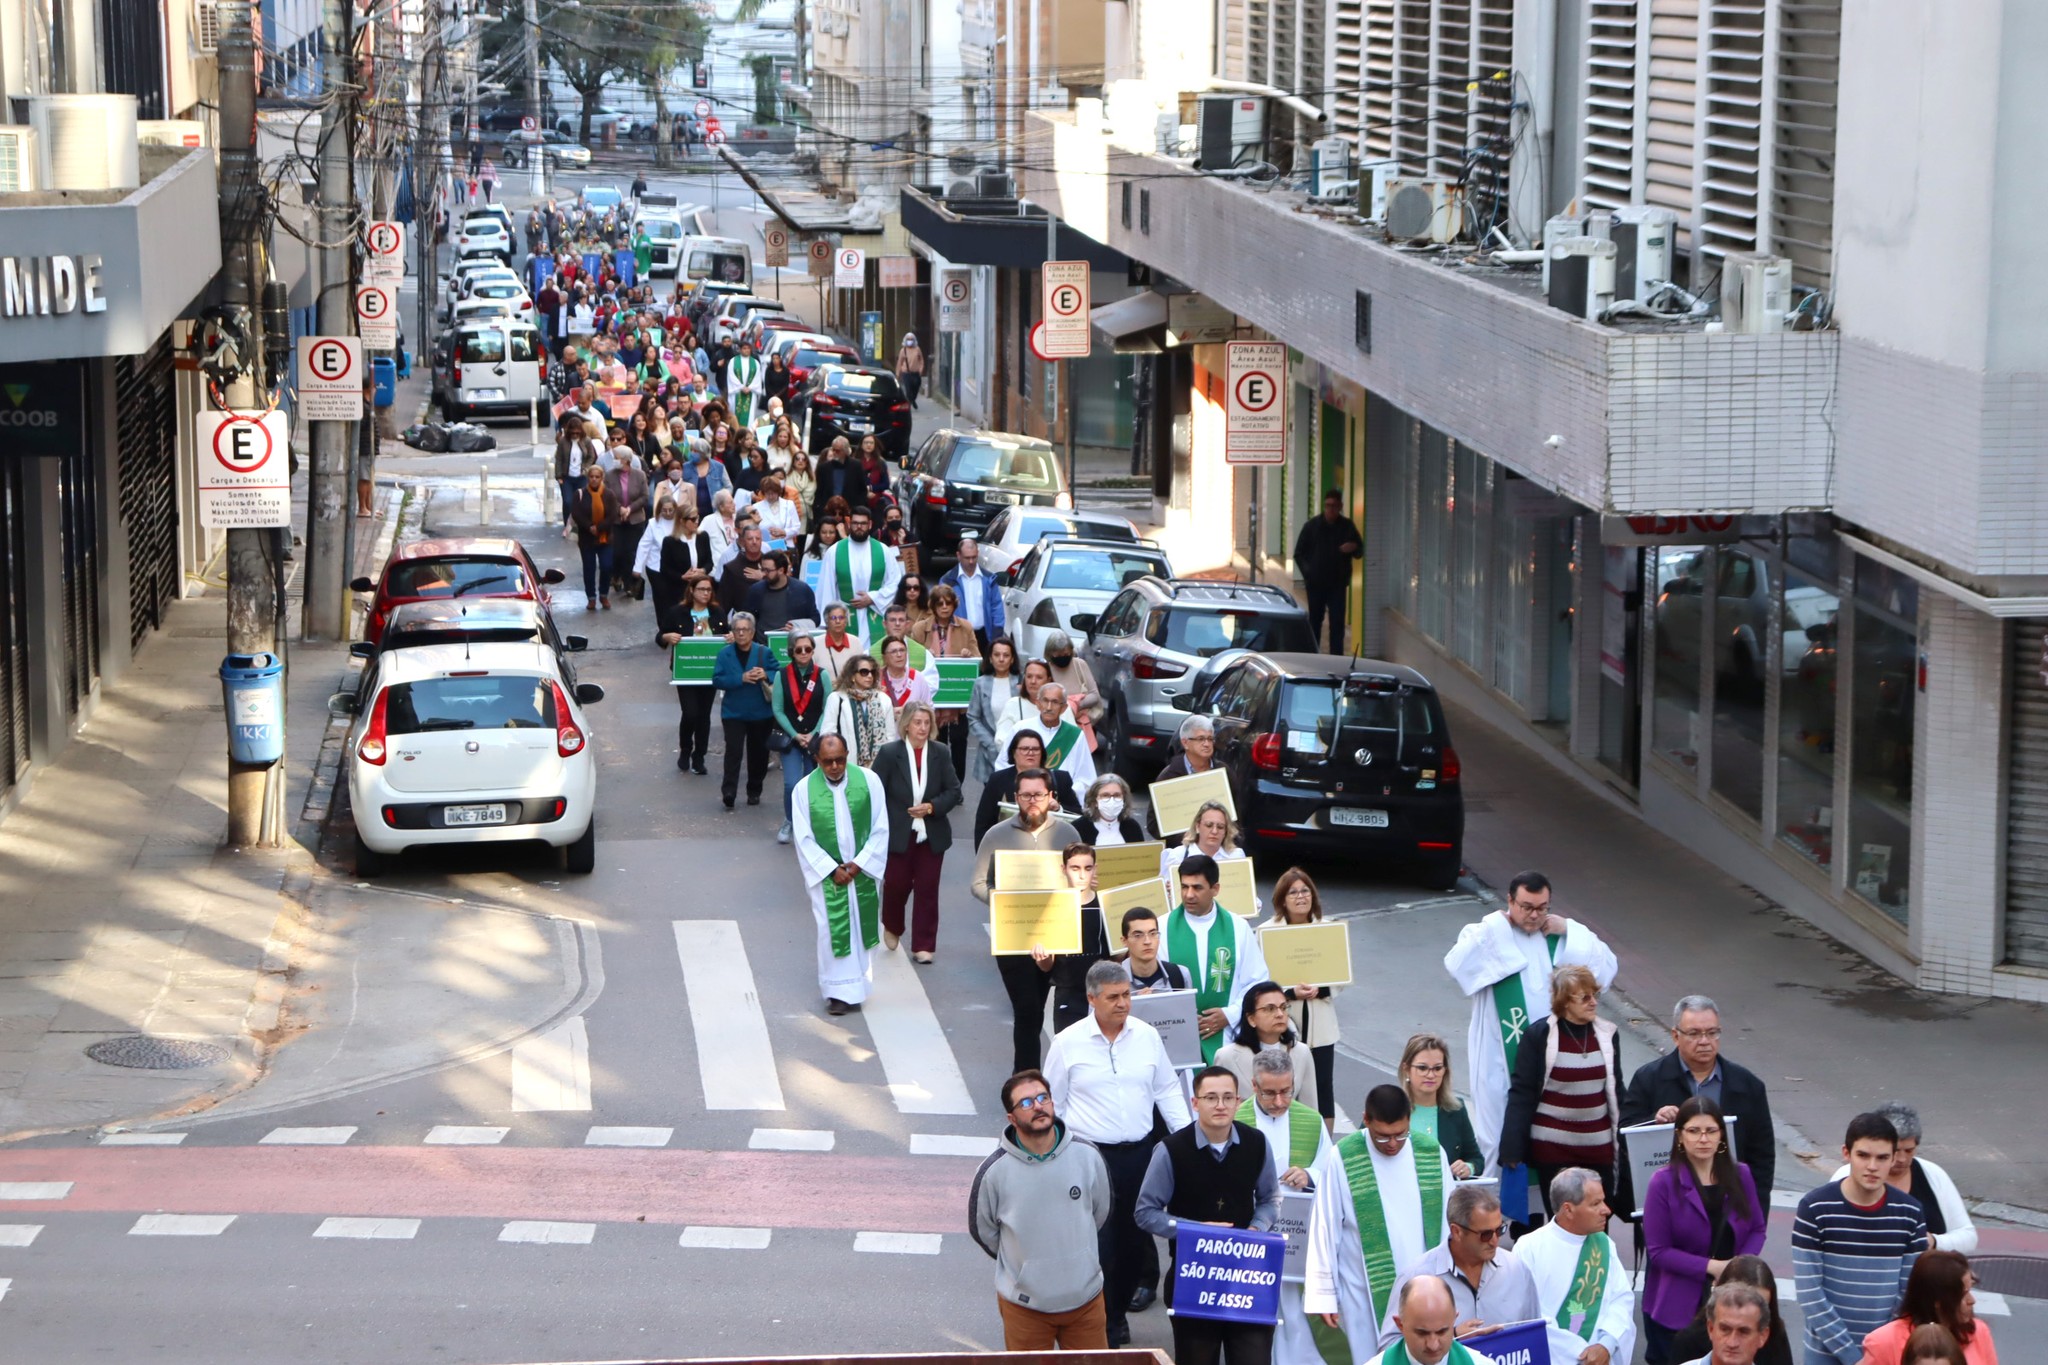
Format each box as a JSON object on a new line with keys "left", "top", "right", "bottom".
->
{"left": 931, "top": 657, "right": 978, "bottom": 708}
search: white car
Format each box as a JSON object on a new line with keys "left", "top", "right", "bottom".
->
{"left": 457, "top": 218, "right": 513, "bottom": 260}
{"left": 464, "top": 279, "right": 533, "bottom": 316}
{"left": 1001, "top": 536, "right": 1173, "bottom": 661}
{"left": 977, "top": 505, "right": 1143, "bottom": 577}
{"left": 336, "top": 640, "right": 603, "bottom": 876}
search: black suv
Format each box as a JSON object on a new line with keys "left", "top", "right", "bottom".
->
{"left": 897, "top": 427, "right": 1070, "bottom": 561}
{"left": 793, "top": 365, "right": 914, "bottom": 460}
{"left": 1174, "top": 653, "right": 1464, "bottom": 888}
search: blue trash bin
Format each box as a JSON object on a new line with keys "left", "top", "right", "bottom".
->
{"left": 220, "top": 653, "right": 286, "bottom": 765}
{"left": 372, "top": 357, "right": 396, "bottom": 408}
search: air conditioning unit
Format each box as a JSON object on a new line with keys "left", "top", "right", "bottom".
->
{"left": 1354, "top": 159, "right": 1398, "bottom": 220}
{"left": 27, "top": 93, "right": 139, "bottom": 191}
{"left": 1383, "top": 179, "right": 1462, "bottom": 243}
{"left": 1720, "top": 252, "right": 1792, "bottom": 333}
{"left": 1547, "top": 236, "right": 1617, "bottom": 320}
{"left": 194, "top": 0, "right": 221, "bottom": 53}
{"left": 0, "top": 126, "right": 38, "bottom": 192}
{"left": 1154, "top": 111, "right": 1184, "bottom": 157}
{"left": 1195, "top": 93, "right": 1267, "bottom": 171}
{"left": 975, "top": 168, "right": 1014, "bottom": 199}
{"left": 138, "top": 118, "right": 207, "bottom": 149}
{"left": 1541, "top": 213, "right": 1588, "bottom": 292}
{"left": 1308, "top": 136, "right": 1349, "bottom": 197}
{"left": 1610, "top": 205, "right": 1677, "bottom": 303}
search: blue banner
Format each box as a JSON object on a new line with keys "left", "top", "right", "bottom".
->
{"left": 1463, "top": 1319, "right": 1546, "bottom": 1365}
{"left": 1171, "top": 1226, "right": 1284, "bottom": 1325}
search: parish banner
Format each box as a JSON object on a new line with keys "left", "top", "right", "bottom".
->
{"left": 1171, "top": 1226, "right": 1284, "bottom": 1325}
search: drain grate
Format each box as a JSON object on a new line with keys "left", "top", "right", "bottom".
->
{"left": 85, "top": 1037, "right": 230, "bottom": 1070}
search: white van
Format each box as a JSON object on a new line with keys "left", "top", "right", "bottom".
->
{"left": 679, "top": 235, "right": 755, "bottom": 290}
{"left": 640, "top": 202, "right": 714, "bottom": 277}
{"left": 435, "top": 320, "right": 546, "bottom": 422}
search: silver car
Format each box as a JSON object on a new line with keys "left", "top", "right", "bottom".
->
{"left": 1084, "top": 576, "right": 1317, "bottom": 775}
{"left": 1001, "top": 537, "right": 1172, "bottom": 663}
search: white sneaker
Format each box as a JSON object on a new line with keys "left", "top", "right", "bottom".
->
{"left": 776, "top": 821, "right": 792, "bottom": 844}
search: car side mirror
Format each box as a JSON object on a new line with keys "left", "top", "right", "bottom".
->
{"left": 327, "top": 691, "right": 361, "bottom": 718}
{"left": 574, "top": 682, "right": 606, "bottom": 705}
{"left": 1170, "top": 695, "right": 1194, "bottom": 712}
{"left": 1070, "top": 613, "right": 1098, "bottom": 636}
{"left": 565, "top": 634, "right": 589, "bottom": 651}
{"left": 1004, "top": 565, "right": 1019, "bottom": 584}
{"left": 349, "top": 576, "right": 375, "bottom": 593}
{"left": 541, "top": 568, "right": 567, "bottom": 585}
{"left": 349, "top": 642, "right": 376, "bottom": 659}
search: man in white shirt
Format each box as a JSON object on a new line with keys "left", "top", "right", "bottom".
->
{"left": 941, "top": 532, "right": 1004, "bottom": 653}
{"left": 1045, "top": 959, "right": 1194, "bottom": 1349}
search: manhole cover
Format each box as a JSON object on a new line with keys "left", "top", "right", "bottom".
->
{"left": 84, "top": 1037, "right": 230, "bottom": 1070}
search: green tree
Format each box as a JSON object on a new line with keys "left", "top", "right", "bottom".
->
{"left": 482, "top": 0, "right": 706, "bottom": 149}
{"left": 746, "top": 54, "right": 782, "bottom": 126}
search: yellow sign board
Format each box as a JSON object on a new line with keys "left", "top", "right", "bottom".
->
{"left": 1258, "top": 921, "right": 1354, "bottom": 987}
{"left": 990, "top": 890, "right": 1084, "bottom": 956}
{"left": 1148, "top": 767, "right": 1235, "bottom": 836}
{"left": 996, "top": 850, "right": 1068, "bottom": 892}
{"left": 1094, "top": 840, "right": 1165, "bottom": 890}
{"left": 1214, "top": 856, "right": 1258, "bottom": 917}
{"left": 1100, "top": 877, "right": 1172, "bottom": 934}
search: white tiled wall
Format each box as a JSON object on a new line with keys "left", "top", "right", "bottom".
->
{"left": 1910, "top": 595, "right": 2006, "bottom": 993}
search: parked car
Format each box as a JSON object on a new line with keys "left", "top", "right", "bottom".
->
{"left": 334, "top": 640, "right": 604, "bottom": 876}
{"left": 709, "top": 294, "right": 789, "bottom": 346}
{"left": 1173, "top": 653, "right": 1464, "bottom": 888}
{"left": 499, "top": 128, "right": 591, "bottom": 169}
{"left": 460, "top": 278, "right": 533, "bottom": 317}
{"left": 793, "top": 365, "right": 914, "bottom": 459}
{"left": 463, "top": 204, "right": 517, "bottom": 237}
{"left": 1001, "top": 536, "right": 1173, "bottom": 662}
{"left": 431, "top": 320, "right": 546, "bottom": 422}
{"left": 785, "top": 339, "right": 861, "bottom": 387}
{"left": 556, "top": 106, "right": 639, "bottom": 140}
{"left": 456, "top": 216, "right": 513, "bottom": 261}
{"left": 1084, "top": 576, "right": 1315, "bottom": 774}
{"left": 679, "top": 235, "right": 755, "bottom": 289}
{"left": 744, "top": 313, "right": 814, "bottom": 353}
{"left": 896, "top": 427, "right": 1071, "bottom": 558}
{"left": 348, "top": 599, "right": 588, "bottom": 709}
{"left": 350, "top": 537, "right": 566, "bottom": 646}
{"left": 580, "top": 185, "right": 626, "bottom": 216}
{"left": 977, "top": 506, "right": 1141, "bottom": 577}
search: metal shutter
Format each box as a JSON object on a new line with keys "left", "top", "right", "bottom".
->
{"left": 58, "top": 425, "right": 101, "bottom": 719}
{"left": 117, "top": 336, "right": 180, "bottom": 648}
{"left": 0, "top": 459, "right": 29, "bottom": 796}
{"left": 2005, "top": 621, "right": 2048, "bottom": 968}
{"left": 1769, "top": 0, "right": 1840, "bottom": 290}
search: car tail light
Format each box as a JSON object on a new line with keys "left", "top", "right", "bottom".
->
{"left": 1133, "top": 655, "right": 1187, "bottom": 681}
{"left": 358, "top": 690, "right": 391, "bottom": 765}
{"left": 1441, "top": 745, "right": 1461, "bottom": 784}
{"left": 923, "top": 479, "right": 948, "bottom": 507}
{"left": 552, "top": 681, "right": 586, "bottom": 757}
{"left": 1257, "top": 828, "right": 1298, "bottom": 839}
{"left": 367, "top": 606, "right": 388, "bottom": 641}
{"left": 813, "top": 394, "right": 839, "bottom": 409}
{"left": 452, "top": 363, "right": 462, "bottom": 386}
{"left": 890, "top": 400, "right": 910, "bottom": 413}
{"left": 538, "top": 349, "right": 547, "bottom": 378}
{"left": 1417, "top": 841, "right": 1455, "bottom": 850}
{"left": 1250, "top": 733, "right": 1283, "bottom": 770}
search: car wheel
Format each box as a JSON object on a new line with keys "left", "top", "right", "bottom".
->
{"left": 1105, "top": 704, "right": 1143, "bottom": 780}
{"left": 1420, "top": 849, "right": 1463, "bottom": 892}
{"left": 562, "top": 816, "right": 597, "bottom": 874}
{"left": 353, "top": 829, "right": 388, "bottom": 878}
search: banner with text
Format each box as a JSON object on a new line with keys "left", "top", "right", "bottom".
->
{"left": 1171, "top": 1226, "right": 1284, "bottom": 1325}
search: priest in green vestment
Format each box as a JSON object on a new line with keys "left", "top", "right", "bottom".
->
{"left": 791, "top": 735, "right": 890, "bottom": 1013}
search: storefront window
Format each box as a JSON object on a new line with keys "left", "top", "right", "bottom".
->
{"left": 1651, "top": 546, "right": 1710, "bottom": 771}
{"left": 1776, "top": 567, "right": 1840, "bottom": 870}
{"left": 1848, "top": 565, "right": 1918, "bottom": 923}
{"left": 1710, "top": 545, "right": 1770, "bottom": 822}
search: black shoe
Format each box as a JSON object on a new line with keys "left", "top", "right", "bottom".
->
{"left": 1107, "top": 1321, "right": 1131, "bottom": 1348}
{"left": 691, "top": 761, "right": 707, "bottom": 775}
{"left": 677, "top": 753, "right": 690, "bottom": 771}
{"left": 722, "top": 796, "right": 736, "bottom": 810}
{"left": 1128, "top": 1287, "right": 1155, "bottom": 1313}
{"left": 746, "top": 793, "right": 761, "bottom": 806}
{"left": 826, "top": 998, "right": 849, "bottom": 1016}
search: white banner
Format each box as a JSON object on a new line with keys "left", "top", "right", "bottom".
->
{"left": 1129, "top": 987, "right": 1203, "bottom": 1070}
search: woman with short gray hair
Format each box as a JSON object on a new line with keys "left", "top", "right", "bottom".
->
{"left": 1080, "top": 773, "right": 1144, "bottom": 846}
{"left": 1830, "top": 1102, "right": 1977, "bottom": 1254}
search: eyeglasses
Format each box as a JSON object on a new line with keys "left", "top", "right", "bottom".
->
{"left": 855, "top": 667, "right": 875, "bottom": 675}
{"left": 1452, "top": 1222, "right": 1504, "bottom": 1242}
{"left": 1677, "top": 1028, "right": 1723, "bottom": 1041}
{"left": 1408, "top": 1062, "right": 1446, "bottom": 1075}
{"left": 1010, "top": 1093, "right": 1051, "bottom": 1111}
{"left": 1680, "top": 1125, "right": 1722, "bottom": 1139}
{"left": 792, "top": 645, "right": 815, "bottom": 655}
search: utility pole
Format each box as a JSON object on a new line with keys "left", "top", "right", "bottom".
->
{"left": 303, "top": 0, "right": 357, "bottom": 640}
{"left": 219, "top": 0, "right": 284, "bottom": 848}
{"left": 524, "top": 0, "right": 545, "bottom": 198}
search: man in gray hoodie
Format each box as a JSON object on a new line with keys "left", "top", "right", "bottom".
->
{"left": 970, "top": 1068, "right": 1114, "bottom": 1349}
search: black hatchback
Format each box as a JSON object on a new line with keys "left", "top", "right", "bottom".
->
{"left": 1174, "top": 653, "right": 1464, "bottom": 888}
{"left": 793, "top": 364, "right": 914, "bottom": 459}
{"left": 897, "top": 427, "right": 1070, "bottom": 561}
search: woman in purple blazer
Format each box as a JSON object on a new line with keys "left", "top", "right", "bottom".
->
{"left": 1642, "top": 1095, "right": 1768, "bottom": 1364}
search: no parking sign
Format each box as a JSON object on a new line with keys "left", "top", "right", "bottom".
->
{"left": 296, "top": 336, "right": 364, "bottom": 420}
{"left": 833, "top": 247, "right": 865, "bottom": 289}
{"left": 355, "top": 284, "right": 397, "bottom": 348}
{"left": 1224, "top": 340, "right": 1286, "bottom": 464}
{"left": 195, "top": 409, "right": 291, "bottom": 529}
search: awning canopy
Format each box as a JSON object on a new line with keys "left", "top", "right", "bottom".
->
{"left": 1090, "top": 290, "right": 1235, "bottom": 353}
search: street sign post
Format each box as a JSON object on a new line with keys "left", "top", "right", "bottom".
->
{"left": 807, "top": 238, "right": 834, "bottom": 278}
{"left": 519, "top": 114, "right": 536, "bottom": 133}
{"left": 764, "top": 223, "right": 791, "bottom": 268}
{"left": 694, "top": 99, "right": 712, "bottom": 119}
{"left": 937, "top": 268, "right": 973, "bottom": 333}
{"left": 363, "top": 221, "right": 406, "bottom": 283}
{"left": 1224, "top": 341, "right": 1287, "bottom": 464}
{"left": 1040, "top": 260, "right": 1091, "bottom": 358}
{"left": 878, "top": 255, "right": 916, "bottom": 289}
{"left": 196, "top": 409, "right": 292, "bottom": 529}
{"left": 834, "top": 247, "right": 866, "bottom": 289}
{"left": 355, "top": 284, "right": 398, "bottom": 348}
{"left": 296, "top": 336, "right": 365, "bottom": 421}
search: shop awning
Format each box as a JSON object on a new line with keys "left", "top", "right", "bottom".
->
{"left": 1090, "top": 290, "right": 1235, "bottom": 353}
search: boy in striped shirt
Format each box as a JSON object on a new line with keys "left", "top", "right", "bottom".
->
{"left": 1792, "top": 1112, "right": 1926, "bottom": 1365}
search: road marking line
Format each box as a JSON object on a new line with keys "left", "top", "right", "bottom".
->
{"left": 672, "top": 920, "right": 787, "bottom": 1111}
{"left": 510, "top": 1016, "right": 592, "bottom": 1112}
{"left": 129, "top": 1214, "right": 235, "bottom": 1236}
{"left": 854, "top": 1230, "right": 942, "bottom": 1255}
{"left": 748, "top": 1127, "right": 834, "bottom": 1151}
{"left": 259, "top": 1126, "right": 357, "bottom": 1145}
{"left": 0, "top": 1184, "right": 70, "bottom": 1201}
{"left": 424, "top": 1125, "right": 509, "bottom": 1145}
{"left": 0, "top": 1226, "right": 41, "bottom": 1247}
{"left": 314, "top": 1217, "right": 421, "bottom": 1240}
{"left": 1976, "top": 1290, "right": 2011, "bottom": 1317}
{"left": 865, "top": 947, "right": 976, "bottom": 1115}
{"left": 1769, "top": 1189, "right": 1803, "bottom": 1209}
{"left": 0, "top": 1278, "right": 8, "bottom": 1303}
{"left": 909, "top": 1134, "right": 997, "bottom": 1157}
{"left": 99, "top": 1133, "right": 186, "bottom": 1146}
{"left": 679, "top": 1225, "right": 773, "bottom": 1250}
{"left": 584, "top": 1126, "right": 673, "bottom": 1147}
{"left": 499, "top": 1220, "right": 595, "bottom": 1245}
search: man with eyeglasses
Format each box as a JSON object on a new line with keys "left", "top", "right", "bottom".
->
{"left": 1306, "top": 1085, "right": 1452, "bottom": 1355}
{"left": 1387, "top": 1183, "right": 1539, "bottom": 1349}
{"left": 790, "top": 735, "right": 889, "bottom": 1016}
{"left": 1443, "top": 870, "right": 1617, "bottom": 1173}
{"left": 1619, "top": 994, "right": 1776, "bottom": 1204}
{"left": 970, "top": 1069, "right": 1113, "bottom": 1349}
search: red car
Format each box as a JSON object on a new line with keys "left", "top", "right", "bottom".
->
{"left": 350, "top": 537, "right": 566, "bottom": 645}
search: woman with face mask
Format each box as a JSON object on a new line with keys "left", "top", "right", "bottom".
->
{"left": 1079, "top": 773, "right": 1144, "bottom": 846}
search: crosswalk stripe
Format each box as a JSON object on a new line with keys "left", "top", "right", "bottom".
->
{"left": 854, "top": 1231, "right": 942, "bottom": 1255}
{"left": 679, "top": 1226, "right": 773, "bottom": 1250}
{"left": 510, "top": 1016, "right": 592, "bottom": 1112}
{"left": 0, "top": 1279, "right": 9, "bottom": 1304}
{"left": 424, "top": 1126, "right": 509, "bottom": 1145}
{"left": 909, "top": 1134, "right": 997, "bottom": 1157}
{"left": 1974, "top": 1291, "right": 2011, "bottom": 1317}
{"left": 584, "top": 1126, "right": 673, "bottom": 1147}
{"left": 749, "top": 1128, "right": 834, "bottom": 1151}
{"left": 260, "top": 1127, "right": 356, "bottom": 1145}
{"left": 314, "top": 1217, "right": 420, "bottom": 1240}
{"left": 130, "top": 1214, "right": 235, "bottom": 1236}
{"left": 499, "top": 1220, "right": 595, "bottom": 1244}
{"left": 671, "top": 920, "right": 786, "bottom": 1111}
{"left": 0, "top": 1184, "right": 70, "bottom": 1201}
{"left": 865, "top": 947, "right": 976, "bottom": 1115}
{"left": 99, "top": 1133, "right": 186, "bottom": 1146}
{"left": 0, "top": 1226, "right": 41, "bottom": 1247}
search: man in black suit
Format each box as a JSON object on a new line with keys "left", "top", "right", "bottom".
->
{"left": 872, "top": 700, "right": 963, "bottom": 964}
{"left": 1620, "top": 993, "right": 1776, "bottom": 1206}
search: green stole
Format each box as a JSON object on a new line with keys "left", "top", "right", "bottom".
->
{"left": 1042, "top": 719, "right": 1084, "bottom": 771}
{"left": 1236, "top": 1098, "right": 1322, "bottom": 1169}
{"left": 1554, "top": 1230, "right": 1615, "bottom": 1340}
{"left": 834, "top": 538, "right": 888, "bottom": 636}
{"left": 1335, "top": 1128, "right": 1445, "bottom": 1326}
{"left": 730, "top": 357, "right": 760, "bottom": 424}
{"left": 1491, "top": 932, "right": 1561, "bottom": 1070}
{"left": 1381, "top": 1339, "right": 1480, "bottom": 1365}
{"left": 1166, "top": 907, "right": 1238, "bottom": 1062}
{"left": 806, "top": 771, "right": 880, "bottom": 957}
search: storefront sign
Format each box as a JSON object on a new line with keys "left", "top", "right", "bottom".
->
{"left": 877, "top": 255, "right": 916, "bottom": 289}
{"left": 196, "top": 409, "right": 292, "bottom": 528}
{"left": 1, "top": 255, "right": 109, "bottom": 320}
{"left": 0, "top": 362, "right": 87, "bottom": 457}
{"left": 936, "top": 267, "right": 973, "bottom": 333}
{"left": 1600, "top": 513, "right": 1741, "bottom": 546}
{"left": 1224, "top": 340, "right": 1287, "bottom": 464}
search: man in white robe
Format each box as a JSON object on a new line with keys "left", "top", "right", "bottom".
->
{"left": 1363, "top": 1276, "right": 1497, "bottom": 1365}
{"left": 1305, "top": 1086, "right": 1452, "bottom": 1363}
{"left": 816, "top": 506, "right": 903, "bottom": 642}
{"left": 791, "top": 735, "right": 890, "bottom": 1013}
{"left": 725, "top": 339, "right": 765, "bottom": 428}
{"left": 1442, "top": 872, "right": 1616, "bottom": 1171}
{"left": 995, "top": 683, "right": 1097, "bottom": 786}
{"left": 1514, "top": 1168, "right": 1634, "bottom": 1365}
{"left": 1160, "top": 853, "right": 1268, "bottom": 1064}
{"left": 1242, "top": 1051, "right": 1341, "bottom": 1365}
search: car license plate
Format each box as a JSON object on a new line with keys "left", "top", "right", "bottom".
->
{"left": 471, "top": 388, "right": 506, "bottom": 400}
{"left": 1330, "top": 807, "right": 1389, "bottom": 828}
{"left": 983, "top": 490, "right": 1020, "bottom": 506}
{"left": 445, "top": 803, "right": 508, "bottom": 826}
{"left": 846, "top": 419, "right": 872, "bottom": 434}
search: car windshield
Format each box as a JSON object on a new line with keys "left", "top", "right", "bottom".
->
{"left": 386, "top": 558, "right": 527, "bottom": 598}
{"left": 948, "top": 440, "right": 1062, "bottom": 491}
{"left": 458, "top": 334, "right": 506, "bottom": 363}
{"left": 792, "top": 348, "right": 852, "bottom": 369}
{"left": 381, "top": 676, "right": 554, "bottom": 734}
{"left": 1279, "top": 681, "right": 1435, "bottom": 754}
{"left": 825, "top": 372, "right": 900, "bottom": 399}
{"left": 1152, "top": 608, "right": 1314, "bottom": 657}
{"left": 645, "top": 219, "right": 683, "bottom": 240}
{"left": 1042, "top": 548, "right": 1169, "bottom": 592}
{"left": 474, "top": 283, "right": 519, "bottom": 297}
